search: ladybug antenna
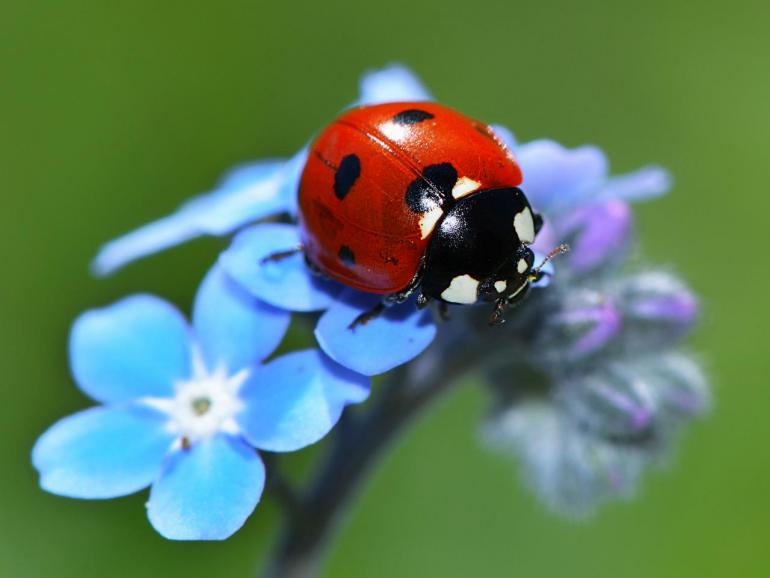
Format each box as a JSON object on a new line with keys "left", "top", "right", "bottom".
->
{"left": 530, "top": 243, "right": 570, "bottom": 280}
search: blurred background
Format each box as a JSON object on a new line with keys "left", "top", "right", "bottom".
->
{"left": 2, "top": 0, "right": 768, "bottom": 576}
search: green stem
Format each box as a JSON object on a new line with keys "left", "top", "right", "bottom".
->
{"left": 260, "top": 335, "right": 482, "bottom": 578}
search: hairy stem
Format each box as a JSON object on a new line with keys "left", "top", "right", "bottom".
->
{"left": 260, "top": 332, "right": 482, "bottom": 578}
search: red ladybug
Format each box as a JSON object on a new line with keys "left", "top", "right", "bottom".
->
{"left": 296, "top": 102, "right": 550, "bottom": 325}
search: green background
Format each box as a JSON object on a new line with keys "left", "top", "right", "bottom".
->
{"left": 2, "top": 0, "right": 768, "bottom": 577}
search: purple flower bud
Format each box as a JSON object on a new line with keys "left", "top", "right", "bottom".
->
{"left": 643, "top": 353, "right": 710, "bottom": 421}
{"left": 555, "top": 200, "right": 633, "bottom": 274}
{"left": 559, "top": 353, "right": 709, "bottom": 442}
{"left": 482, "top": 399, "right": 647, "bottom": 517}
{"left": 559, "top": 363, "right": 656, "bottom": 439}
{"left": 617, "top": 272, "right": 699, "bottom": 346}
{"left": 537, "top": 288, "right": 622, "bottom": 360}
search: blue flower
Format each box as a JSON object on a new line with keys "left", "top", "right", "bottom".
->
{"left": 32, "top": 265, "right": 369, "bottom": 540}
{"left": 87, "top": 64, "right": 671, "bottom": 377}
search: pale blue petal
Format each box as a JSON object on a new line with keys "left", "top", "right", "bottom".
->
{"left": 215, "top": 159, "right": 284, "bottom": 190}
{"left": 530, "top": 219, "right": 558, "bottom": 256}
{"left": 315, "top": 291, "right": 436, "bottom": 376}
{"left": 592, "top": 165, "right": 671, "bottom": 204}
{"left": 147, "top": 435, "right": 264, "bottom": 540}
{"left": 32, "top": 405, "right": 174, "bottom": 499}
{"left": 70, "top": 295, "right": 192, "bottom": 403}
{"left": 275, "top": 146, "right": 308, "bottom": 217}
{"left": 531, "top": 251, "right": 556, "bottom": 288}
{"left": 92, "top": 160, "right": 288, "bottom": 276}
{"left": 517, "top": 140, "right": 608, "bottom": 212}
{"left": 219, "top": 223, "right": 341, "bottom": 312}
{"left": 357, "top": 64, "right": 433, "bottom": 105}
{"left": 489, "top": 124, "right": 518, "bottom": 151}
{"left": 193, "top": 265, "right": 290, "bottom": 372}
{"left": 237, "top": 349, "right": 369, "bottom": 452}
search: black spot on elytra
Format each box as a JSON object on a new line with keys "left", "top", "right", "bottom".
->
{"left": 393, "top": 109, "right": 434, "bottom": 125}
{"left": 334, "top": 154, "right": 361, "bottom": 200}
{"left": 405, "top": 163, "right": 458, "bottom": 213}
{"left": 338, "top": 245, "right": 356, "bottom": 265}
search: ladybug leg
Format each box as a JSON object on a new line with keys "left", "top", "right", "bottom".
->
{"left": 347, "top": 302, "right": 386, "bottom": 331}
{"left": 488, "top": 298, "right": 508, "bottom": 326}
{"left": 303, "top": 254, "right": 324, "bottom": 276}
{"left": 261, "top": 245, "right": 304, "bottom": 264}
{"left": 383, "top": 267, "right": 424, "bottom": 305}
{"left": 348, "top": 269, "right": 427, "bottom": 330}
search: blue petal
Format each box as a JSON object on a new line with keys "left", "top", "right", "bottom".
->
{"left": 314, "top": 291, "right": 436, "bottom": 376}
{"left": 70, "top": 295, "right": 192, "bottom": 403}
{"left": 275, "top": 146, "right": 308, "bottom": 217}
{"left": 192, "top": 264, "right": 290, "bottom": 371}
{"left": 219, "top": 223, "right": 341, "bottom": 312}
{"left": 215, "top": 159, "right": 284, "bottom": 190}
{"left": 592, "top": 165, "right": 671, "bottom": 204}
{"left": 237, "top": 349, "right": 369, "bottom": 452}
{"left": 92, "top": 160, "right": 289, "bottom": 276}
{"left": 516, "top": 140, "right": 608, "bottom": 212}
{"left": 357, "top": 64, "right": 433, "bottom": 105}
{"left": 32, "top": 405, "right": 174, "bottom": 499}
{"left": 147, "top": 435, "right": 264, "bottom": 540}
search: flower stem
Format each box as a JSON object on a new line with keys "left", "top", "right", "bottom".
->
{"left": 260, "top": 333, "right": 480, "bottom": 578}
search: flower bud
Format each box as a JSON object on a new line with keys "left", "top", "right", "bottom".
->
{"left": 556, "top": 200, "right": 633, "bottom": 274}
{"left": 536, "top": 288, "right": 622, "bottom": 361}
{"left": 558, "top": 353, "right": 709, "bottom": 441}
{"left": 616, "top": 271, "right": 698, "bottom": 349}
{"left": 482, "top": 399, "right": 647, "bottom": 517}
{"left": 558, "top": 363, "right": 655, "bottom": 439}
{"left": 639, "top": 353, "right": 710, "bottom": 422}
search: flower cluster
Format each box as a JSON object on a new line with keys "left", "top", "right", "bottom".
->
{"left": 33, "top": 64, "right": 709, "bottom": 539}
{"left": 480, "top": 140, "right": 708, "bottom": 516}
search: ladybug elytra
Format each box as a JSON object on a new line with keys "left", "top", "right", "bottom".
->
{"left": 291, "top": 101, "right": 557, "bottom": 326}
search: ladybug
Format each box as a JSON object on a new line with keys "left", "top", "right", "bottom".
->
{"left": 292, "top": 101, "right": 561, "bottom": 326}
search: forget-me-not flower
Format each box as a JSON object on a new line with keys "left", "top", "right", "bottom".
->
{"left": 33, "top": 265, "right": 369, "bottom": 539}
{"left": 76, "top": 63, "right": 708, "bottom": 523}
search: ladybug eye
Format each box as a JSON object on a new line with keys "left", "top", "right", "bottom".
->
{"left": 478, "top": 278, "right": 505, "bottom": 301}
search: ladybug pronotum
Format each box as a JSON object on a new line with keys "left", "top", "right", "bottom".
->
{"left": 289, "top": 102, "right": 560, "bottom": 326}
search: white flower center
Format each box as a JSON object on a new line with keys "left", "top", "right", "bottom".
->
{"left": 142, "top": 351, "right": 247, "bottom": 444}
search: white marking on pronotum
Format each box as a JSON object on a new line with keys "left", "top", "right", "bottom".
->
{"left": 451, "top": 176, "right": 481, "bottom": 199}
{"left": 494, "top": 280, "right": 507, "bottom": 293}
{"left": 441, "top": 274, "right": 479, "bottom": 304}
{"left": 419, "top": 206, "right": 444, "bottom": 239}
{"left": 517, "top": 258, "right": 528, "bottom": 274}
{"left": 513, "top": 206, "right": 535, "bottom": 243}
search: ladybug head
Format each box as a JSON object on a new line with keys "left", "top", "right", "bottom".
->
{"left": 420, "top": 187, "right": 544, "bottom": 314}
